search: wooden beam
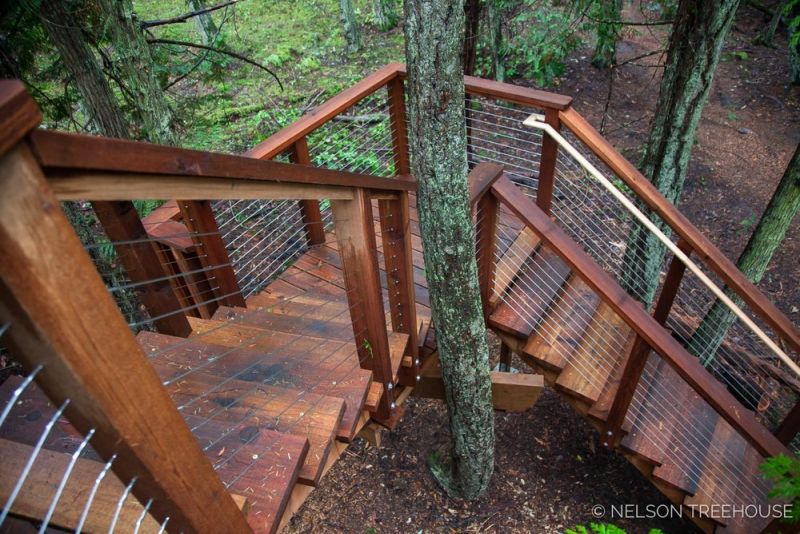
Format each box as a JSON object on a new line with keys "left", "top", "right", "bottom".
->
{"left": 475, "top": 191, "right": 499, "bottom": 318}
{"left": 559, "top": 107, "right": 800, "bottom": 354}
{"left": 536, "top": 108, "right": 560, "bottom": 215}
{"left": 387, "top": 77, "right": 410, "bottom": 175}
{"left": 48, "top": 171, "right": 355, "bottom": 201}
{"left": 0, "top": 143, "right": 252, "bottom": 533}
{"left": 468, "top": 162, "right": 505, "bottom": 206}
{"left": 288, "top": 137, "right": 326, "bottom": 245}
{"left": 30, "top": 130, "right": 416, "bottom": 193}
{"left": 491, "top": 175, "right": 790, "bottom": 459}
{"left": 0, "top": 80, "right": 42, "bottom": 158}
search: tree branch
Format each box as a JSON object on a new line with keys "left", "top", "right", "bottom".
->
{"left": 141, "top": 0, "right": 238, "bottom": 29}
{"left": 147, "top": 38, "right": 283, "bottom": 90}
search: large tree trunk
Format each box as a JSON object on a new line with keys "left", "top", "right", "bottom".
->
{"left": 591, "top": 0, "right": 622, "bottom": 69}
{"left": 340, "top": 0, "right": 361, "bottom": 53}
{"left": 186, "top": 0, "right": 218, "bottom": 45}
{"left": 96, "top": 0, "right": 177, "bottom": 145}
{"left": 688, "top": 143, "right": 800, "bottom": 365}
{"left": 405, "top": 0, "right": 494, "bottom": 499}
{"left": 372, "top": 0, "right": 398, "bottom": 31}
{"left": 39, "top": 0, "right": 129, "bottom": 138}
{"left": 620, "top": 0, "right": 740, "bottom": 306}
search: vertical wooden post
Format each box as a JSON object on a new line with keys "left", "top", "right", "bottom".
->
{"left": 386, "top": 77, "right": 410, "bottom": 175}
{"left": 603, "top": 238, "right": 692, "bottom": 446}
{"left": 178, "top": 200, "right": 246, "bottom": 308}
{"left": 289, "top": 137, "right": 326, "bottom": 245}
{"left": 775, "top": 400, "right": 800, "bottom": 445}
{"left": 92, "top": 201, "right": 192, "bottom": 336}
{"left": 331, "top": 188, "right": 397, "bottom": 424}
{"left": 475, "top": 191, "right": 499, "bottom": 318}
{"left": 0, "top": 143, "right": 252, "bottom": 534}
{"left": 536, "top": 108, "right": 560, "bottom": 215}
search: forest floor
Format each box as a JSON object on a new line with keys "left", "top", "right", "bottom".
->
{"left": 278, "top": 3, "right": 799, "bottom": 534}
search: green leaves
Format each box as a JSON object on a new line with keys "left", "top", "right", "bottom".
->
{"left": 761, "top": 454, "right": 800, "bottom": 524}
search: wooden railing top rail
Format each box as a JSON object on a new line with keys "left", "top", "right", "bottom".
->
{"left": 0, "top": 80, "right": 41, "bottom": 158}
{"left": 491, "top": 175, "right": 790, "bottom": 459}
{"left": 558, "top": 107, "right": 800, "bottom": 355}
{"left": 30, "top": 129, "right": 416, "bottom": 200}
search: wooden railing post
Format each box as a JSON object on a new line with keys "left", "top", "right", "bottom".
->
{"left": 387, "top": 77, "right": 410, "bottom": 175}
{"left": 469, "top": 163, "right": 505, "bottom": 318}
{"left": 536, "top": 108, "right": 561, "bottom": 215}
{"left": 178, "top": 200, "right": 246, "bottom": 308}
{"left": 775, "top": 400, "right": 800, "bottom": 445}
{"left": 289, "top": 137, "right": 326, "bottom": 245}
{"left": 603, "top": 238, "right": 692, "bottom": 447}
{"left": 331, "top": 188, "right": 398, "bottom": 424}
{"left": 92, "top": 201, "right": 192, "bottom": 337}
{"left": 0, "top": 136, "right": 252, "bottom": 531}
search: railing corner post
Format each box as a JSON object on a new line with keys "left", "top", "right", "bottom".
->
{"left": 289, "top": 137, "right": 327, "bottom": 246}
{"left": 536, "top": 108, "right": 560, "bottom": 215}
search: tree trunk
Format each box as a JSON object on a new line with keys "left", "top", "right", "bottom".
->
{"left": 591, "top": 0, "right": 622, "bottom": 69}
{"left": 688, "top": 143, "right": 800, "bottom": 366}
{"left": 620, "top": 0, "right": 740, "bottom": 307}
{"left": 96, "top": 0, "right": 177, "bottom": 145}
{"left": 405, "top": 0, "right": 494, "bottom": 499}
{"left": 462, "top": 0, "right": 482, "bottom": 77}
{"left": 340, "top": 0, "right": 361, "bottom": 53}
{"left": 39, "top": 0, "right": 129, "bottom": 138}
{"left": 373, "top": 0, "right": 398, "bottom": 31}
{"left": 487, "top": 0, "right": 504, "bottom": 81}
{"left": 186, "top": 0, "right": 218, "bottom": 45}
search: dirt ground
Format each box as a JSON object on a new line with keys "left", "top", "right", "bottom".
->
{"left": 285, "top": 4, "right": 799, "bottom": 534}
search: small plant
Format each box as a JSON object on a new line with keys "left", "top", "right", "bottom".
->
{"left": 698, "top": 175, "right": 708, "bottom": 188}
{"left": 567, "top": 524, "right": 662, "bottom": 534}
{"left": 739, "top": 214, "right": 757, "bottom": 230}
{"left": 726, "top": 111, "right": 738, "bottom": 122}
{"left": 761, "top": 454, "right": 800, "bottom": 524}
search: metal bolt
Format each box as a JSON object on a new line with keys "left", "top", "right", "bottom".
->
{"left": 387, "top": 383, "right": 393, "bottom": 391}
{"left": 416, "top": 375, "right": 421, "bottom": 381}
{"left": 391, "top": 402, "right": 396, "bottom": 409}
{"left": 607, "top": 431, "right": 612, "bottom": 436}
{"left": 603, "top": 442, "right": 608, "bottom": 447}
{"left": 415, "top": 359, "right": 420, "bottom": 366}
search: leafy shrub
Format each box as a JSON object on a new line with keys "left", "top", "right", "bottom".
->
{"left": 761, "top": 454, "right": 800, "bottom": 524}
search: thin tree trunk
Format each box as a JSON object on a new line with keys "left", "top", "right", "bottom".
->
{"left": 39, "top": 0, "right": 129, "bottom": 138}
{"left": 340, "top": 0, "right": 361, "bottom": 53}
{"left": 688, "top": 144, "right": 800, "bottom": 366}
{"left": 591, "top": 0, "right": 622, "bottom": 69}
{"left": 96, "top": 0, "right": 177, "bottom": 145}
{"left": 186, "top": 0, "right": 218, "bottom": 45}
{"left": 487, "top": 0, "right": 504, "bottom": 81}
{"left": 373, "top": 0, "right": 398, "bottom": 31}
{"left": 620, "top": 0, "right": 740, "bottom": 307}
{"left": 462, "top": 0, "right": 482, "bottom": 77}
{"left": 755, "top": 0, "right": 788, "bottom": 46}
{"left": 405, "top": 0, "right": 494, "bottom": 499}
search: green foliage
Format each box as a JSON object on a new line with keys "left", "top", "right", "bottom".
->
{"left": 567, "top": 524, "right": 663, "bottom": 534}
{"left": 786, "top": 0, "right": 800, "bottom": 47}
{"left": 761, "top": 454, "right": 800, "bottom": 523}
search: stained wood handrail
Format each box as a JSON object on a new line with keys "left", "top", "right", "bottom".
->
{"left": 491, "top": 175, "right": 790, "bottom": 459}
{"left": 558, "top": 107, "right": 800, "bottom": 355}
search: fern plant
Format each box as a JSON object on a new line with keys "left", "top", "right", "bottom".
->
{"left": 761, "top": 454, "right": 800, "bottom": 524}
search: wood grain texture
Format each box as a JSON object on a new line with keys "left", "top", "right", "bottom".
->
{"left": 0, "top": 80, "right": 42, "bottom": 158}
{"left": 289, "top": 137, "right": 326, "bottom": 245}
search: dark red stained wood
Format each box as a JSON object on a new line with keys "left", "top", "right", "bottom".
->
{"left": 559, "top": 107, "right": 800, "bottom": 355}
{"left": 178, "top": 200, "right": 246, "bottom": 308}
{"left": 775, "top": 400, "right": 800, "bottom": 445}
{"left": 387, "top": 77, "right": 410, "bottom": 175}
{"left": 214, "top": 305, "right": 353, "bottom": 342}
{"left": 491, "top": 175, "right": 790, "bottom": 459}
{"left": 535, "top": 108, "right": 560, "bottom": 215}
{"left": 29, "top": 129, "right": 416, "bottom": 193}
{"left": 468, "top": 163, "right": 505, "bottom": 206}
{"left": 0, "top": 80, "right": 42, "bottom": 158}
{"left": 475, "top": 191, "right": 499, "bottom": 319}
{"left": 91, "top": 200, "right": 192, "bottom": 337}
{"left": 289, "top": 137, "right": 326, "bottom": 246}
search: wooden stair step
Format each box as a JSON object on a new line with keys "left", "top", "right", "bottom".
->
{"left": 140, "top": 332, "right": 345, "bottom": 486}
{"left": 522, "top": 274, "right": 602, "bottom": 372}
{"left": 717, "top": 445, "right": 773, "bottom": 534}
{"left": 245, "top": 293, "right": 351, "bottom": 325}
{"left": 489, "top": 247, "right": 572, "bottom": 338}
{"left": 554, "top": 301, "right": 633, "bottom": 404}
{"left": 388, "top": 331, "right": 410, "bottom": 384}
{"left": 185, "top": 318, "right": 371, "bottom": 441}
{"left": 489, "top": 226, "right": 541, "bottom": 310}
{"left": 214, "top": 305, "right": 354, "bottom": 342}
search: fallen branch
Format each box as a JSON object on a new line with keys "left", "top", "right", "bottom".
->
{"left": 141, "top": 0, "right": 239, "bottom": 29}
{"left": 332, "top": 113, "right": 387, "bottom": 123}
{"left": 147, "top": 38, "right": 283, "bottom": 90}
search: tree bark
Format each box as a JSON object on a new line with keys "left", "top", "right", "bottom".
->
{"left": 620, "top": 0, "right": 740, "bottom": 307}
{"left": 340, "top": 0, "right": 361, "bottom": 53}
{"left": 591, "top": 0, "right": 622, "bottom": 69}
{"left": 405, "top": 0, "right": 494, "bottom": 499}
{"left": 487, "top": 0, "right": 504, "bottom": 81}
{"left": 688, "top": 143, "right": 800, "bottom": 365}
{"left": 373, "top": 0, "right": 398, "bottom": 31}
{"left": 39, "top": 0, "right": 129, "bottom": 138}
{"left": 95, "top": 0, "right": 177, "bottom": 145}
{"left": 462, "top": 0, "right": 482, "bottom": 77}
{"left": 186, "top": 0, "right": 218, "bottom": 45}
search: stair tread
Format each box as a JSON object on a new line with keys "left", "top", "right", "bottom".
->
{"left": 139, "top": 331, "right": 346, "bottom": 486}
{"left": 245, "top": 293, "right": 351, "bottom": 325}
{"left": 554, "top": 301, "right": 633, "bottom": 404}
{"left": 489, "top": 226, "right": 542, "bottom": 310}
{"left": 489, "top": 247, "right": 572, "bottom": 338}
{"left": 186, "top": 318, "right": 371, "bottom": 441}
{"left": 716, "top": 445, "right": 773, "bottom": 534}
{"left": 523, "top": 274, "right": 602, "bottom": 372}
{"left": 389, "top": 332, "right": 410, "bottom": 383}
{"left": 214, "top": 305, "right": 354, "bottom": 342}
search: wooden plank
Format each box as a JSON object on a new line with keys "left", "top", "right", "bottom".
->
{"left": 0, "top": 80, "right": 41, "bottom": 158}
{"left": 179, "top": 200, "right": 246, "bottom": 308}
{"left": 91, "top": 200, "right": 192, "bottom": 337}
{"left": 0, "top": 143, "right": 252, "bottom": 533}
{"left": 214, "top": 305, "right": 354, "bottom": 342}
{"left": 246, "top": 63, "right": 404, "bottom": 160}
{"left": 559, "top": 108, "right": 800, "bottom": 354}
{"left": 31, "top": 130, "right": 416, "bottom": 193}
{"left": 145, "top": 219, "right": 195, "bottom": 251}
{"left": 491, "top": 175, "right": 790, "bottom": 459}
{"left": 475, "top": 189, "right": 499, "bottom": 319}
{"left": 288, "top": 137, "right": 326, "bottom": 245}
{"left": 535, "top": 108, "right": 560, "bottom": 214}
{"left": 489, "top": 226, "right": 541, "bottom": 309}
{"left": 386, "top": 77, "right": 410, "bottom": 175}
{"left": 775, "top": 400, "right": 800, "bottom": 445}
{"left": 468, "top": 163, "right": 505, "bottom": 206}
{"left": 388, "top": 331, "right": 410, "bottom": 384}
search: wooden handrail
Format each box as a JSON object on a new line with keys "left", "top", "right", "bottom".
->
{"left": 558, "top": 107, "right": 800, "bottom": 355}
{"left": 30, "top": 129, "right": 416, "bottom": 194}
{"left": 491, "top": 175, "right": 790, "bottom": 459}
